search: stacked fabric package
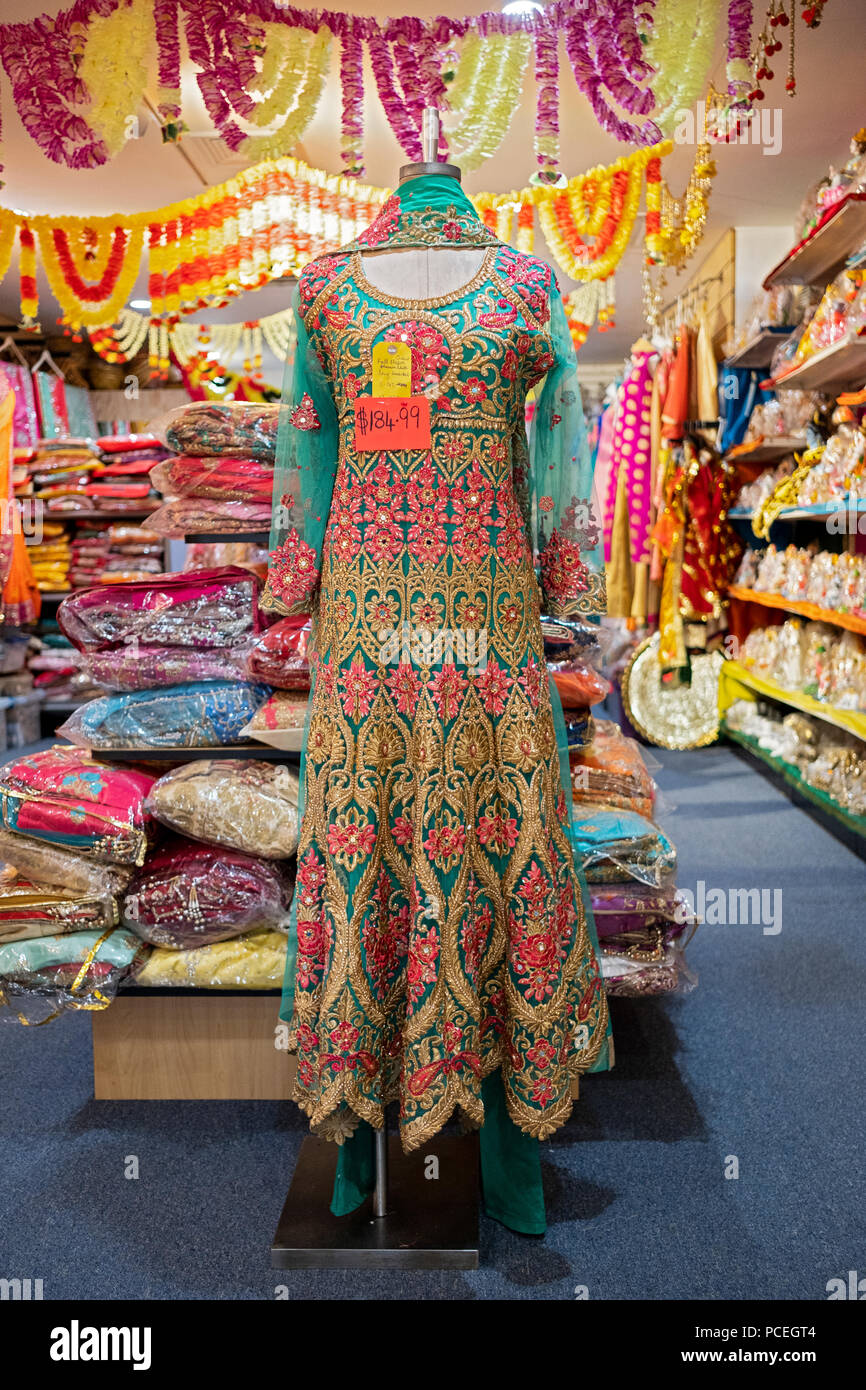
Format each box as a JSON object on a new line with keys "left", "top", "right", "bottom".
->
{"left": 27, "top": 435, "right": 165, "bottom": 516}
{"left": 27, "top": 521, "right": 72, "bottom": 593}
{"left": 568, "top": 717, "right": 698, "bottom": 997}
{"left": 131, "top": 760, "right": 299, "bottom": 989}
{"left": 0, "top": 747, "right": 155, "bottom": 1022}
{"left": 147, "top": 401, "right": 280, "bottom": 536}
{"left": 68, "top": 524, "right": 165, "bottom": 588}
{"left": 54, "top": 567, "right": 273, "bottom": 751}
{"left": 543, "top": 615, "right": 610, "bottom": 750}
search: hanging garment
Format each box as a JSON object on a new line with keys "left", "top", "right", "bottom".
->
{"left": 264, "top": 175, "right": 610, "bottom": 1154}
{"left": 0, "top": 371, "right": 40, "bottom": 626}
{"left": 604, "top": 346, "right": 656, "bottom": 620}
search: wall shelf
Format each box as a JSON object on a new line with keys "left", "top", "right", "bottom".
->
{"left": 762, "top": 192, "right": 866, "bottom": 289}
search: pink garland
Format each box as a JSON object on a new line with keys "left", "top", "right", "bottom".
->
{"left": 533, "top": 17, "right": 560, "bottom": 180}
{"left": 564, "top": 7, "right": 661, "bottom": 146}
{"left": 337, "top": 19, "right": 364, "bottom": 176}
{"left": 154, "top": 0, "right": 182, "bottom": 122}
{"left": 727, "top": 0, "right": 754, "bottom": 95}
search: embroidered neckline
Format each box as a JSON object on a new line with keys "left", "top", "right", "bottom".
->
{"left": 349, "top": 246, "right": 498, "bottom": 310}
{"left": 342, "top": 187, "right": 499, "bottom": 254}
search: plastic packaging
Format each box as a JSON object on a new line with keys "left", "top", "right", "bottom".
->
{"left": 541, "top": 615, "right": 603, "bottom": 663}
{"left": 5, "top": 692, "right": 43, "bottom": 748}
{"left": 0, "top": 874, "right": 119, "bottom": 944}
{"left": 549, "top": 663, "right": 611, "bottom": 708}
{"left": 122, "top": 839, "right": 293, "bottom": 948}
{"left": 154, "top": 401, "right": 280, "bottom": 460}
{"left": 571, "top": 805, "right": 677, "bottom": 887}
{"left": 134, "top": 928, "right": 288, "bottom": 989}
{"left": 146, "top": 497, "right": 272, "bottom": 537}
{"left": 0, "top": 828, "right": 133, "bottom": 900}
{"left": 58, "top": 680, "right": 272, "bottom": 751}
{"left": 77, "top": 642, "right": 257, "bottom": 692}
{"left": 58, "top": 567, "right": 262, "bottom": 652}
{"left": 0, "top": 748, "right": 156, "bottom": 866}
{"left": 239, "top": 689, "right": 310, "bottom": 750}
{"left": 0, "top": 928, "right": 149, "bottom": 1024}
{"left": 246, "top": 616, "right": 312, "bottom": 690}
{"left": 145, "top": 759, "right": 301, "bottom": 858}
{"left": 150, "top": 456, "right": 274, "bottom": 504}
{"left": 570, "top": 719, "right": 657, "bottom": 818}
{"left": 600, "top": 939, "right": 697, "bottom": 997}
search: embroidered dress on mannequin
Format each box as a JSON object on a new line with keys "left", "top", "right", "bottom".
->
{"left": 264, "top": 175, "right": 611, "bottom": 1227}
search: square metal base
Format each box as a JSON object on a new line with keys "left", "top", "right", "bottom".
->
{"left": 271, "top": 1133, "right": 480, "bottom": 1270}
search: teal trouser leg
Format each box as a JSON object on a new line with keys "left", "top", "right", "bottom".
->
{"left": 329, "top": 1074, "right": 547, "bottom": 1235}
{"left": 479, "top": 1070, "right": 547, "bottom": 1236}
{"left": 330, "top": 1122, "right": 375, "bottom": 1217}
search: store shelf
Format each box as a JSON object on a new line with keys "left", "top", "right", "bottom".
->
{"left": 724, "top": 436, "right": 806, "bottom": 466}
{"left": 719, "top": 659, "right": 866, "bottom": 743}
{"left": 724, "top": 328, "right": 794, "bottom": 370}
{"left": 36, "top": 591, "right": 73, "bottom": 604}
{"left": 770, "top": 338, "right": 866, "bottom": 394}
{"left": 763, "top": 192, "right": 866, "bottom": 289}
{"left": 90, "top": 744, "right": 301, "bottom": 762}
{"left": 723, "top": 724, "right": 866, "bottom": 859}
{"left": 183, "top": 531, "right": 270, "bottom": 545}
{"left": 729, "top": 499, "right": 866, "bottom": 522}
{"left": 41, "top": 509, "right": 159, "bottom": 523}
{"left": 728, "top": 586, "right": 866, "bottom": 634}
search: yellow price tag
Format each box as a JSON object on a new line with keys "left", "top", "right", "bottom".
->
{"left": 372, "top": 340, "right": 412, "bottom": 397}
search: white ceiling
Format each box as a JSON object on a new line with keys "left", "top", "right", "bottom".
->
{"left": 1, "top": 0, "right": 864, "bottom": 361}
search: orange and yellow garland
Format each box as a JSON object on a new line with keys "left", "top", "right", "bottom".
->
{"left": 0, "top": 139, "right": 713, "bottom": 339}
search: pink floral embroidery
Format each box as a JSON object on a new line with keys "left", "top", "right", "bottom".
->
{"left": 407, "top": 923, "right": 440, "bottom": 1004}
{"left": 428, "top": 664, "right": 468, "bottom": 721}
{"left": 290, "top": 392, "right": 320, "bottom": 431}
{"left": 267, "top": 529, "right": 319, "bottom": 608}
{"left": 474, "top": 657, "right": 513, "bottom": 715}
{"left": 358, "top": 195, "right": 401, "bottom": 248}
{"left": 539, "top": 527, "right": 591, "bottom": 606}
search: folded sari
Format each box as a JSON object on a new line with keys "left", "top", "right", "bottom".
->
{"left": 79, "top": 642, "right": 255, "bottom": 692}
{"left": 246, "top": 616, "right": 312, "bottom": 690}
{"left": 150, "top": 456, "right": 274, "bottom": 505}
{"left": 122, "top": 838, "right": 292, "bottom": 947}
{"left": 135, "top": 928, "right": 287, "bottom": 989}
{"left": 145, "top": 759, "right": 301, "bottom": 858}
{"left": 0, "top": 875, "right": 119, "bottom": 943}
{"left": 58, "top": 680, "right": 272, "bottom": 750}
{"left": 0, "top": 928, "right": 148, "bottom": 1022}
{"left": 58, "top": 567, "right": 262, "bottom": 652}
{"left": 157, "top": 402, "right": 279, "bottom": 460}
{"left": 0, "top": 748, "right": 156, "bottom": 865}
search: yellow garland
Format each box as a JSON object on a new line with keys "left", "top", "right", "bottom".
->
{"left": 234, "top": 28, "right": 332, "bottom": 162}
{"left": 646, "top": 0, "right": 723, "bottom": 136}
{"left": 447, "top": 32, "right": 533, "bottom": 171}
{"left": 0, "top": 213, "right": 17, "bottom": 282}
{"left": 78, "top": 0, "right": 155, "bottom": 158}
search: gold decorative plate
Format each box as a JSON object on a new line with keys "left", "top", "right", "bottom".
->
{"left": 621, "top": 633, "right": 724, "bottom": 750}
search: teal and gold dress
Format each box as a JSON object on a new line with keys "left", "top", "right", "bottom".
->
{"left": 264, "top": 175, "right": 611, "bottom": 1233}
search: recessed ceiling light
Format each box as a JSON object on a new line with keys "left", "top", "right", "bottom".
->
{"left": 129, "top": 299, "right": 151, "bottom": 310}
{"left": 502, "top": 2, "right": 543, "bottom": 13}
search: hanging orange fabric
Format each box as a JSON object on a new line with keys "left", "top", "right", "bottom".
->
{"left": 0, "top": 373, "right": 41, "bottom": 626}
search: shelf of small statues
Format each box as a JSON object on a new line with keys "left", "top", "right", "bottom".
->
{"left": 763, "top": 192, "right": 866, "bottom": 290}
{"left": 727, "top": 587, "right": 866, "bottom": 636}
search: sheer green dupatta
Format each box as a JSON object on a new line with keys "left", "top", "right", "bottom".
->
{"left": 261, "top": 292, "right": 337, "bottom": 1021}
{"left": 530, "top": 287, "right": 612, "bottom": 1073}
{"left": 263, "top": 286, "right": 339, "bottom": 622}
{"left": 529, "top": 291, "right": 606, "bottom": 622}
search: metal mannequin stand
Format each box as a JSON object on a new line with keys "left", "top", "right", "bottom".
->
{"left": 271, "top": 104, "right": 480, "bottom": 1271}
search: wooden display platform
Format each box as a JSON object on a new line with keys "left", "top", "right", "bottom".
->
{"left": 92, "top": 991, "right": 295, "bottom": 1100}
{"left": 92, "top": 991, "right": 580, "bottom": 1103}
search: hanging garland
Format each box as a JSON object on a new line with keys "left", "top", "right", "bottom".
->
{"left": 89, "top": 305, "right": 297, "bottom": 382}
{"left": 0, "top": 0, "right": 825, "bottom": 179}
{"left": 644, "top": 121, "right": 717, "bottom": 269}
{"left": 1, "top": 145, "right": 695, "bottom": 333}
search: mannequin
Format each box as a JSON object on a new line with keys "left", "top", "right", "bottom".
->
{"left": 359, "top": 109, "right": 486, "bottom": 300}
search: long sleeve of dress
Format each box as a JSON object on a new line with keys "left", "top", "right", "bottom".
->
{"left": 263, "top": 287, "right": 339, "bottom": 617}
{"left": 528, "top": 289, "right": 606, "bottom": 618}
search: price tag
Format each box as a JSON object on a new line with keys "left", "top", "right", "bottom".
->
{"left": 354, "top": 397, "right": 432, "bottom": 452}
{"left": 372, "top": 341, "right": 412, "bottom": 397}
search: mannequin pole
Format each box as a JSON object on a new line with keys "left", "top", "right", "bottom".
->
{"left": 373, "top": 1125, "right": 389, "bottom": 1218}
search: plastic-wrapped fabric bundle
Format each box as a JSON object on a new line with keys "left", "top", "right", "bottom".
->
{"left": 571, "top": 805, "right": 677, "bottom": 887}
{"left": 599, "top": 940, "right": 697, "bottom": 997}
{"left": 570, "top": 720, "right": 657, "bottom": 819}
{"left": 146, "top": 498, "right": 273, "bottom": 537}
{"left": 541, "top": 615, "right": 603, "bottom": 663}
{"left": 134, "top": 928, "right": 288, "bottom": 989}
{"left": 77, "top": 642, "right": 256, "bottom": 692}
{"left": 58, "top": 567, "right": 262, "bottom": 653}
{"left": 0, "top": 748, "right": 156, "bottom": 865}
{"left": 0, "top": 928, "right": 149, "bottom": 1024}
{"left": 122, "top": 839, "right": 293, "bottom": 947}
{"left": 549, "top": 664, "right": 611, "bottom": 709}
{"left": 589, "top": 883, "right": 690, "bottom": 933}
{"left": 155, "top": 402, "right": 280, "bottom": 460}
{"left": 145, "top": 759, "right": 301, "bottom": 858}
{"left": 150, "top": 456, "right": 274, "bottom": 504}
{"left": 58, "top": 681, "right": 272, "bottom": 751}
{"left": 562, "top": 709, "right": 595, "bottom": 747}
{"left": 246, "top": 616, "right": 312, "bottom": 690}
{"left": 0, "top": 874, "right": 119, "bottom": 943}
{"left": 239, "top": 690, "right": 310, "bottom": 749}
{"left": 0, "top": 828, "right": 133, "bottom": 900}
